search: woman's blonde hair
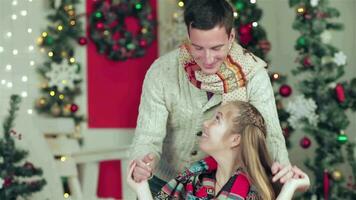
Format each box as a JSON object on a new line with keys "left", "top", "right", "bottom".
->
{"left": 227, "top": 101, "right": 280, "bottom": 200}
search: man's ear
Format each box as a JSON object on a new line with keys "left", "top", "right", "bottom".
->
{"left": 229, "top": 30, "right": 235, "bottom": 42}
{"left": 230, "top": 133, "right": 241, "bottom": 148}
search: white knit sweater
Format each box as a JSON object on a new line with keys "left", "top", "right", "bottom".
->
{"left": 130, "top": 44, "right": 289, "bottom": 181}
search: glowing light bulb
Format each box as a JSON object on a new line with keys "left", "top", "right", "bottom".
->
{"left": 60, "top": 156, "right": 67, "bottom": 162}
{"left": 69, "top": 57, "right": 75, "bottom": 63}
{"left": 7, "top": 82, "right": 13, "bottom": 88}
{"left": 57, "top": 25, "right": 63, "bottom": 31}
{"left": 22, "top": 76, "right": 28, "bottom": 82}
{"left": 20, "top": 10, "right": 28, "bottom": 16}
{"left": 21, "top": 91, "right": 28, "bottom": 97}
{"left": 233, "top": 12, "right": 238, "bottom": 18}
{"left": 297, "top": 7, "right": 305, "bottom": 14}
{"left": 178, "top": 1, "right": 184, "bottom": 7}
{"left": 6, "top": 64, "right": 12, "bottom": 71}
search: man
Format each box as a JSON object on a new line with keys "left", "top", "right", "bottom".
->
{"left": 130, "top": 0, "right": 292, "bottom": 195}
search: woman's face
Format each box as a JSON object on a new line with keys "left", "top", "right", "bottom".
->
{"left": 199, "top": 104, "right": 238, "bottom": 154}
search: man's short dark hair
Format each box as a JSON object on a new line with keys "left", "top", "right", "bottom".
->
{"left": 184, "top": 0, "right": 234, "bottom": 35}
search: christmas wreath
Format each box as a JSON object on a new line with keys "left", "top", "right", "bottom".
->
{"left": 89, "top": 0, "right": 155, "bottom": 61}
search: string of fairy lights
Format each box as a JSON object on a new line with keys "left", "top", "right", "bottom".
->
{"left": 0, "top": 0, "right": 36, "bottom": 115}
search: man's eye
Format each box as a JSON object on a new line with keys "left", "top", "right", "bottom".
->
{"left": 212, "top": 47, "right": 222, "bottom": 51}
{"left": 195, "top": 47, "right": 203, "bottom": 51}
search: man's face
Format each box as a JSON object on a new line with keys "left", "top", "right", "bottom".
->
{"left": 188, "top": 25, "right": 234, "bottom": 75}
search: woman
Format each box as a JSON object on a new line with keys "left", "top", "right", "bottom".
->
{"left": 128, "top": 101, "right": 309, "bottom": 199}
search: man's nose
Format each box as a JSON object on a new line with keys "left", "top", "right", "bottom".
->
{"left": 203, "top": 50, "right": 214, "bottom": 64}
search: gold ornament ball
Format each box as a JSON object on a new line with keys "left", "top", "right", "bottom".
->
{"left": 36, "top": 98, "right": 47, "bottom": 108}
{"left": 63, "top": 104, "right": 72, "bottom": 116}
{"left": 41, "top": 82, "right": 49, "bottom": 89}
{"left": 332, "top": 170, "right": 343, "bottom": 181}
{"left": 51, "top": 104, "right": 62, "bottom": 116}
{"left": 103, "top": 30, "right": 110, "bottom": 36}
{"left": 70, "top": 19, "right": 76, "bottom": 26}
{"left": 141, "top": 28, "right": 148, "bottom": 34}
{"left": 68, "top": 10, "right": 75, "bottom": 17}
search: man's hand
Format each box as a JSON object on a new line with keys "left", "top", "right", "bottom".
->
{"left": 271, "top": 162, "right": 294, "bottom": 183}
{"left": 132, "top": 153, "right": 157, "bottom": 182}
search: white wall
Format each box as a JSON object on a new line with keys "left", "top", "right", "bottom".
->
{"left": 0, "top": 0, "right": 63, "bottom": 199}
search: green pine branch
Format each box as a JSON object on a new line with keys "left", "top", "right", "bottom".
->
{"left": 0, "top": 95, "right": 46, "bottom": 199}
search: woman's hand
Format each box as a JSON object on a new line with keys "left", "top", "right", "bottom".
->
{"left": 277, "top": 166, "right": 310, "bottom": 200}
{"left": 127, "top": 161, "right": 150, "bottom": 192}
{"left": 288, "top": 165, "right": 310, "bottom": 192}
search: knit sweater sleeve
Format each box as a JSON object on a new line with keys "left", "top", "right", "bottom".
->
{"left": 129, "top": 60, "right": 169, "bottom": 161}
{"left": 247, "top": 67, "right": 290, "bottom": 165}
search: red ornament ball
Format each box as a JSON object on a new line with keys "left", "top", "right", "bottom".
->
{"left": 279, "top": 85, "right": 292, "bottom": 97}
{"left": 335, "top": 83, "right": 345, "bottom": 103}
{"left": 4, "top": 177, "right": 13, "bottom": 187}
{"left": 96, "top": 22, "right": 105, "bottom": 30}
{"left": 300, "top": 136, "right": 311, "bottom": 149}
{"left": 147, "top": 14, "right": 153, "bottom": 20}
{"left": 139, "top": 39, "right": 147, "bottom": 47}
{"left": 78, "top": 37, "right": 88, "bottom": 45}
{"left": 112, "top": 44, "right": 120, "bottom": 51}
{"left": 239, "top": 24, "right": 252, "bottom": 35}
{"left": 70, "top": 104, "right": 79, "bottom": 113}
{"left": 303, "top": 56, "right": 312, "bottom": 67}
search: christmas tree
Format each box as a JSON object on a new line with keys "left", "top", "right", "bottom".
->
{"left": 36, "top": 0, "right": 84, "bottom": 124}
{"left": 289, "top": 0, "right": 356, "bottom": 199}
{"left": 0, "top": 95, "right": 46, "bottom": 199}
{"left": 230, "top": 0, "right": 295, "bottom": 147}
